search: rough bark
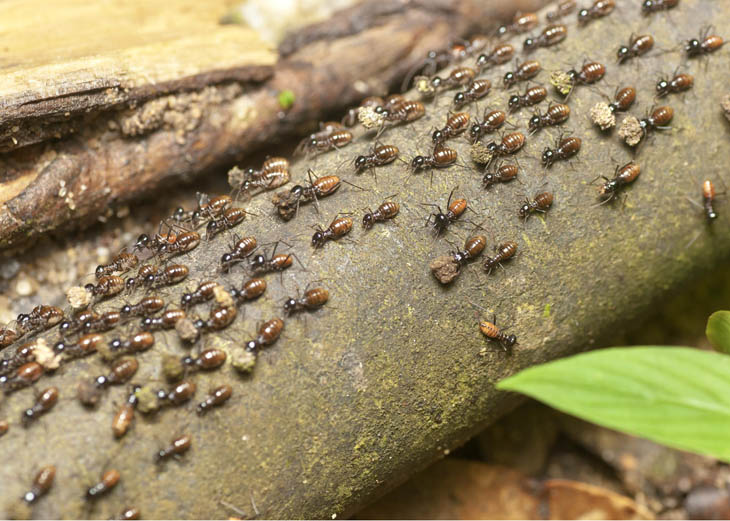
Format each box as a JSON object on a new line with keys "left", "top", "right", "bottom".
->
{"left": 0, "top": 0, "right": 547, "bottom": 251}
{"left": 1, "top": 0, "right": 729, "bottom": 519}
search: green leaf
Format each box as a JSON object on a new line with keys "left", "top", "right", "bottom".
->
{"left": 498, "top": 347, "right": 730, "bottom": 462}
{"left": 277, "top": 89, "right": 295, "bottom": 110}
{"left": 706, "top": 311, "right": 730, "bottom": 354}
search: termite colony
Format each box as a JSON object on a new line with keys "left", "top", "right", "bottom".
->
{"left": 0, "top": 0, "right": 726, "bottom": 516}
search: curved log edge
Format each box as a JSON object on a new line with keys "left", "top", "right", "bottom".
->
{"left": 0, "top": 0, "right": 547, "bottom": 252}
{"left": 0, "top": 0, "right": 729, "bottom": 519}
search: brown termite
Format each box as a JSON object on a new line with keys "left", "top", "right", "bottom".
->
{"left": 542, "top": 135, "right": 581, "bottom": 167}
{"left": 156, "top": 434, "right": 192, "bottom": 463}
{"left": 578, "top": 0, "right": 615, "bottom": 24}
{"left": 497, "top": 11, "right": 538, "bottom": 37}
{"left": 479, "top": 315, "right": 517, "bottom": 350}
{"left": 0, "top": 342, "right": 36, "bottom": 376}
{"left": 24, "top": 465, "right": 56, "bottom": 504}
{"left": 547, "top": 0, "right": 577, "bottom": 21}
{"left": 0, "top": 419, "right": 8, "bottom": 436}
{"left": 120, "top": 296, "right": 165, "bottom": 318}
{"left": 0, "top": 361, "right": 43, "bottom": 393}
{"left": 125, "top": 263, "right": 158, "bottom": 291}
{"left": 197, "top": 385, "right": 232, "bottom": 415}
{"left": 685, "top": 27, "right": 724, "bottom": 57}
{"left": 423, "top": 188, "right": 469, "bottom": 235}
{"left": 617, "top": 34, "right": 654, "bottom": 63}
{"left": 566, "top": 61, "right": 606, "bottom": 89}
{"left": 453, "top": 79, "right": 491, "bottom": 108}
{"left": 411, "top": 144, "right": 458, "bottom": 172}
{"left": 96, "top": 358, "right": 139, "bottom": 388}
{"left": 58, "top": 309, "right": 99, "bottom": 337}
{"left": 311, "top": 216, "right": 353, "bottom": 248}
{"left": 637, "top": 105, "right": 674, "bottom": 141}
{"left": 133, "top": 229, "right": 177, "bottom": 254}
{"left": 53, "top": 333, "right": 103, "bottom": 360}
{"left": 85, "top": 275, "right": 124, "bottom": 299}
{"left": 158, "top": 380, "right": 197, "bottom": 406}
{"left": 295, "top": 129, "right": 353, "bottom": 156}
{"left": 483, "top": 162, "right": 519, "bottom": 188}
{"left": 220, "top": 235, "right": 259, "bottom": 272}
{"left": 0, "top": 326, "right": 20, "bottom": 349}
{"left": 194, "top": 306, "right": 237, "bottom": 333}
{"left": 508, "top": 85, "right": 547, "bottom": 112}
{"left": 642, "top": 0, "right": 678, "bottom": 13}
{"left": 16, "top": 306, "right": 64, "bottom": 336}
{"left": 656, "top": 72, "right": 693, "bottom": 97}
{"left": 230, "top": 278, "right": 267, "bottom": 305}
{"left": 116, "top": 507, "right": 141, "bottom": 520}
{"left": 610, "top": 86, "right": 637, "bottom": 112}
{"left": 354, "top": 143, "right": 400, "bottom": 174}
{"left": 363, "top": 200, "right": 400, "bottom": 229}
{"left": 702, "top": 180, "right": 719, "bottom": 221}
{"left": 144, "top": 264, "right": 189, "bottom": 288}
{"left": 22, "top": 386, "right": 59, "bottom": 426}
{"left": 86, "top": 469, "right": 120, "bottom": 499}
{"left": 342, "top": 96, "right": 384, "bottom": 126}
{"left": 181, "top": 281, "right": 220, "bottom": 308}
{"left": 476, "top": 43, "right": 515, "bottom": 71}
{"left": 451, "top": 235, "right": 487, "bottom": 268}
{"left": 234, "top": 157, "right": 290, "bottom": 196}
{"left": 595, "top": 162, "right": 641, "bottom": 203}
{"left": 173, "top": 194, "right": 232, "bottom": 227}
{"left": 484, "top": 241, "right": 518, "bottom": 274}
{"left": 206, "top": 207, "right": 248, "bottom": 240}
{"left": 469, "top": 109, "right": 506, "bottom": 144}
{"left": 379, "top": 100, "right": 425, "bottom": 126}
{"left": 425, "top": 67, "right": 478, "bottom": 96}
{"left": 245, "top": 318, "right": 284, "bottom": 352}
{"left": 519, "top": 192, "right": 554, "bottom": 220}
{"left": 158, "top": 231, "right": 200, "bottom": 256}
{"left": 503, "top": 60, "right": 541, "bottom": 88}
{"left": 432, "top": 113, "right": 470, "bottom": 144}
{"left": 112, "top": 386, "right": 140, "bottom": 438}
{"left": 284, "top": 287, "right": 329, "bottom": 315}
{"left": 524, "top": 24, "right": 567, "bottom": 52}
{"left": 109, "top": 331, "right": 155, "bottom": 354}
{"left": 528, "top": 103, "right": 570, "bottom": 133}
{"left": 81, "top": 311, "right": 121, "bottom": 334}
{"left": 249, "top": 243, "right": 296, "bottom": 275}
{"left": 274, "top": 170, "right": 341, "bottom": 219}
{"left": 486, "top": 132, "right": 526, "bottom": 159}
{"left": 141, "top": 309, "right": 186, "bottom": 332}
{"left": 96, "top": 252, "right": 139, "bottom": 279}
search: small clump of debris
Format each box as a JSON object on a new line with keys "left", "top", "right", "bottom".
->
{"left": 271, "top": 191, "right": 297, "bottom": 221}
{"left": 358, "top": 106, "right": 385, "bottom": 129}
{"left": 33, "top": 339, "right": 61, "bottom": 371}
{"left": 227, "top": 166, "right": 246, "bottom": 189}
{"left": 550, "top": 70, "right": 573, "bottom": 96}
{"left": 66, "top": 286, "right": 91, "bottom": 310}
{"left": 722, "top": 94, "right": 730, "bottom": 122}
{"left": 232, "top": 350, "right": 257, "bottom": 374}
{"left": 135, "top": 386, "right": 159, "bottom": 414}
{"left": 414, "top": 76, "right": 435, "bottom": 98}
{"left": 213, "top": 286, "right": 234, "bottom": 308}
{"left": 470, "top": 142, "right": 494, "bottom": 165}
{"left": 618, "top": 115, "right": 644, "bottom": 146}
{"left": 77, "top": 380, "right": 102, "bottom": 407}
{"left": 590, "top": 102, "right": 616, "bottom": 130}
{"left": 430, "top": 255, "right": 461, "bottom": 285}
{"left": 162, "top": 354, "right": 185, "bottom": 382}
{"left": 176, "top": 317, "right": 200, "bottom": 344}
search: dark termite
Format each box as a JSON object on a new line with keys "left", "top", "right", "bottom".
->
{"left": 508, "top": 85, "right": 547, "bottom": 112}
{"left": 96, "top": 252, "right": 139, "bottom": 279}
{"left": 597, "top": 162, "right": 641, "bottom": 202}
{"left": 476, "top": 43, "right": 515, "bottom": 71}
{"left": 156, "top": 434, "right": 192, "bottom": 462}
{"left": 519, "top": 192, "right": 554, "bottom": 220}
{"left": 656, "top": 72, "right": 693, "bottom": 97}
{"left": 453, "top": 79, "right": 491, "bottom": 108}
{"left": 363, "top": 200, "right": 400, "bottom": 229}
{"left": 469, "top": 109, "right": 506, "bottom": 143}
{"left": 197, "top": 385, "right": 233, "bottom": 415}
{"left": 503, "top": 60, "right": 541, "bottom": 88}
{"left": 312, "top": 216, "right": 353, "bottom": 248}
{"left": 528, "top": 103, "right": 570, "bottom": 133}
{"left": 23, "top": 466, "right": 56, "bottom": 504}
{"left": 479, "top": 315, "right": 517, "bottom": 350}
{"left": 245, "top": 318, "right": 284, "bottom": 352}
{"left": 432, "top": 113, "right": 470, "bottom": 144}
{"left": 484, "top": 241, "right": 518, "bottom": 274}
{"left": 22, "top": 387, "right": 59, "bottom": 426}
{"left": 617, "top": 34, "right": 654, "bottom": 63}
{"left": 542, "top": 135, "right": 581, "bottom": 167}
{"left": 524, "top": 24, "right": 567, "bottom": 52}
{"left": 86, "top": 469, "right": 120, "bottom": 499}
{"left": 578, "top": 0, "right": 615, "bottom": 23}
{"left": 424, "top": 189, "right": 468, "bottom": 235}
{"left": 483, "top": 162, "right": 519, "bottom": 188}
{"left": 284, "top": 287, "right": 329, "bottom": 315}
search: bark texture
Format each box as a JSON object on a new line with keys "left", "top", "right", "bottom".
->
{"left": 0, "top": 0, "right": 729, "bottom": 519}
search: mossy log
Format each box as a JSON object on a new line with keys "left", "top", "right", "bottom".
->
{"left": 0, "top": 0, "right": 546, "bottom": 251}
{"left": 1, "top": 0, "right": 730, "bottom": 519}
